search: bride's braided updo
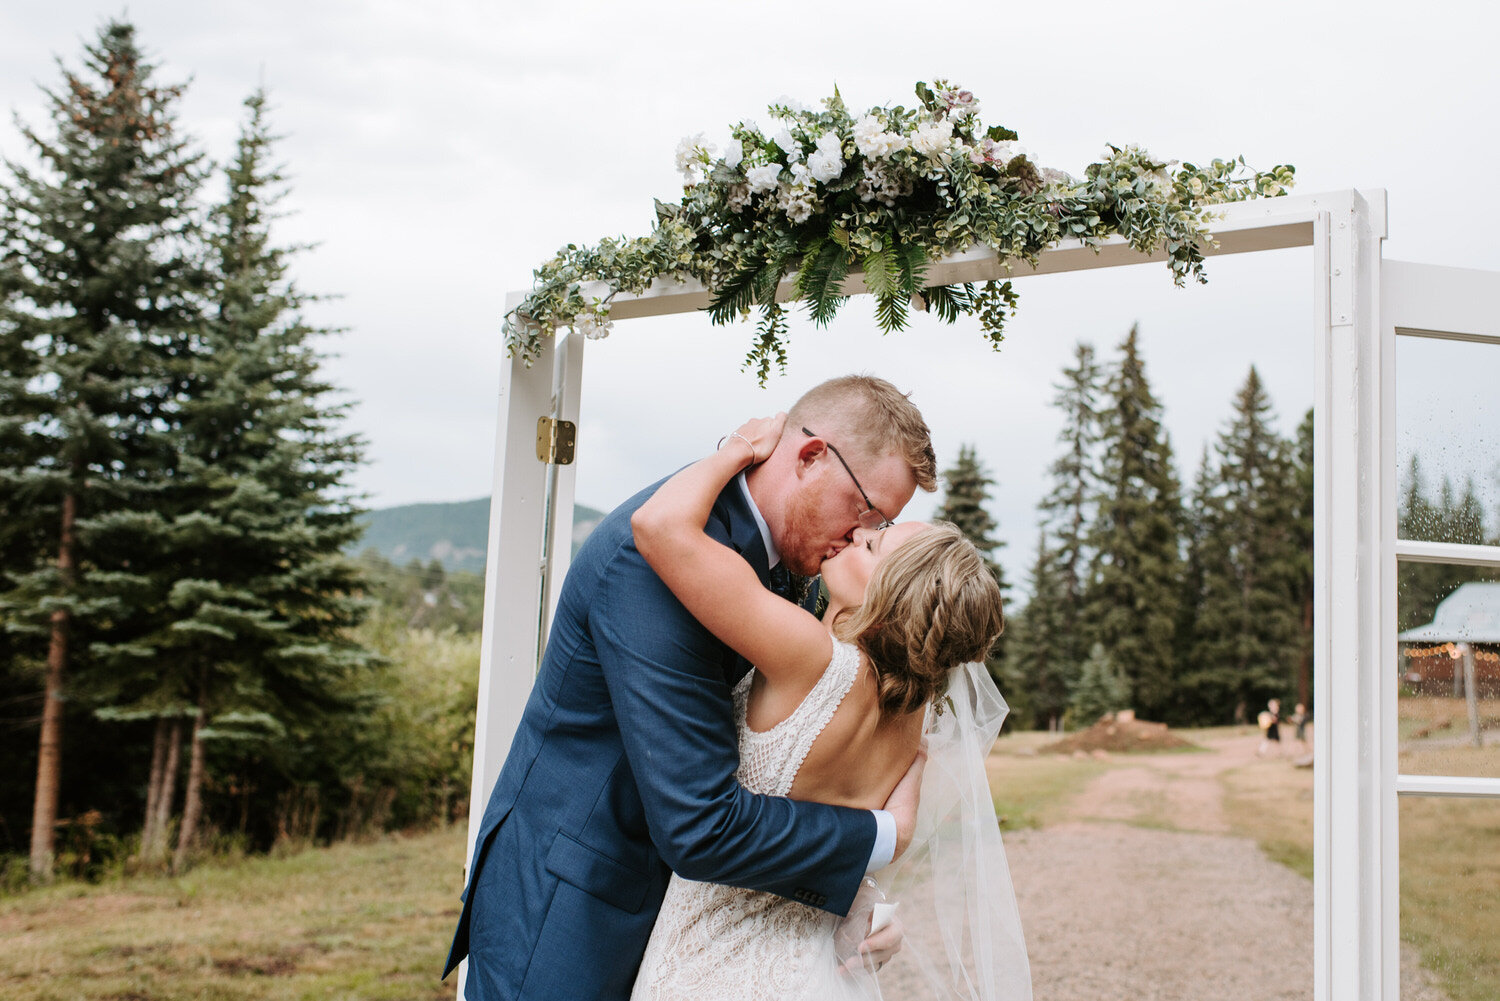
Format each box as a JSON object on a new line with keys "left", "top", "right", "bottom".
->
{"left": 831, "top": 522, "right": 1005, "bottom": 716}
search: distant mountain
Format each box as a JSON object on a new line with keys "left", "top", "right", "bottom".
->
{"left": 354, "top": 497, "right": 608, "bottom": 573}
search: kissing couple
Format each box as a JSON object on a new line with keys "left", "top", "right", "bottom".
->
{"left": 445, "top": 375, "right": 1030, "bottom": 1000}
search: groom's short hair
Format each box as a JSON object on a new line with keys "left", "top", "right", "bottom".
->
{"left": 787, "top": 375, "right": 938, "bottom": 493}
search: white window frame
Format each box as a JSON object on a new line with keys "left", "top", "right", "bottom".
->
{"left": 1382, "top": 259, "right": 1500, "bottom": 998}
{"left": 463, "top": 188, "right": 1399, "bottom": 1000}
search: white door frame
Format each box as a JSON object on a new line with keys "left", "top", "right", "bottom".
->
{"left": 463, "top": 188, "right": 1399, "bottom": 1000}
{"left": 1382, "top": 260, "right": 1500, "bottom": 999}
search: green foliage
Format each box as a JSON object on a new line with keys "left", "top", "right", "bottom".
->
{"left": 1178, "top": 369, "right": 1308, "bottom": 722}
{"left": 1084, "top": 326, "right": 1183, "bottom": 719}
{"left": 0, "top": 26, "right": 446, "bottom": 874}
{"left": 935, "top": 445, "right": 1016, "bottom": 707}
{"left": 503, "top": 82, "right": 1294, "bottom": 384}
{"left": 1007, "top": 530, "right": 1069, "bottom": 731}
{"left": 356, "top": 552, "right": 485, "bottom": 634}
{"left": 1397, "top": 456, "right": 1496, "bottom": 633}
{"left": 1068, "top": 643, "right": 1129, "bottom": 728}
{"left": 1027, "top": 342, "right": 1103, "bottom": 722}
{"left": 0, "top": 19, "right": 211, "bottom": 876}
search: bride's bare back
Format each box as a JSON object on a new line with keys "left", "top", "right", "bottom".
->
{"left": 743, "top": 654, "right": 923, "bottom": 810}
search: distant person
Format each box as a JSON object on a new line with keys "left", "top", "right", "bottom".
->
{"left": 1257, "top": 698, "right": 1283, "bottom": 757}
{"left": 1290, "top": 702, "right": 1309, "bottom": 746}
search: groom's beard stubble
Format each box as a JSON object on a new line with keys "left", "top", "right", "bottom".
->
{"left": 778, "top": 489, "right": 835, "bottom": 578}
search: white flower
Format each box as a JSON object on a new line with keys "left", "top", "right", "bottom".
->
{"left": 972, "top": 139, "right": 1022, "bottom": 167}
{"left": 773, "top": 128, "right": 802, "bottom": 162}
{"left": 814, "top": 131, "right": 842, "bottom": 157}
{"left": 723, "top": 139, "right": 744, "bottom": 168}
{"left": 725, "top": 182, "right": 752, "bottom": 212}
{"left": 910, "top": 119, "right": 955, "bottom": 157}
{"left": 807, "top": 148, "right": 844, "bottom": 183}
{"left": 746, "top": 163, "right": 783, "bottom": 193}
{"left": 675, "top": 132, "right": 714, "bottom": 181}
{"left": 1039, "top": 166, "right": 1078, "bottom": 188}
{"left": 777, "top": 181, "right": 817, "bottom": 223}
{"left": 853, "top": 115, "right": 906, "bottom": 159}
{"left": 856, "top": 158, "right": 914, "bottom": 206}
{"left": 571, "top": 310, "right": 613, "bottom": 341}
{"left": 789, "top": 161, "right": 812, "bottom": 185}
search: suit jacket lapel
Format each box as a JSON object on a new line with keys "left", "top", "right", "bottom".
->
{"left": 717, "top": 476, "right": 772, "bottom": 587}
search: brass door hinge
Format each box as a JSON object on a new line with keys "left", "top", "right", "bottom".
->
{"left": 536, "top": 416, "right": 576, "bottom": 465}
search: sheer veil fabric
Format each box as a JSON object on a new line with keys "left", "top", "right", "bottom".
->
{"left": 816, "top": 661, "right": 1032, "bottom": 1001}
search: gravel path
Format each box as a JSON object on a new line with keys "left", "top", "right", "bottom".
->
{"left": 877, "top": 736, "right": 1451, "bottom": 1000}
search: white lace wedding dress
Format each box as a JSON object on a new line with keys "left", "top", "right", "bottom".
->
{"left": 630, "top": 638, "right": 867, "bottom": 1001}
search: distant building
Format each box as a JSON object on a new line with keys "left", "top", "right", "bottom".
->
{"left": 1398, "top": 582, "right": 1500, "bottom": 697}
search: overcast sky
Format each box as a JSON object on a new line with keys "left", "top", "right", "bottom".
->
{"left": 4, "top": 1, "right": 1497, "bottom": 591}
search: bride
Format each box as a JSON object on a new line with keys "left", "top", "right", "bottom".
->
{"left": 629, "top": 413, "right": 1031, "bottom": 1001}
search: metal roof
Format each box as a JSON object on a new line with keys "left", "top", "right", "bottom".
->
{"left": 1398, "top": 582, "right": 1500, "bottom": 643}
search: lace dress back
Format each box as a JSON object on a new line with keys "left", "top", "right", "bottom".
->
{"left": 630, "top": 637, "right": 865, "bottom": 1001}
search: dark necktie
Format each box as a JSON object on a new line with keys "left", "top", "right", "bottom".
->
{"left": 769, "top": 564, "right": 812, "bottom": 606}
{"left": 769, "top": 563, "right": 796, "bottom": 600}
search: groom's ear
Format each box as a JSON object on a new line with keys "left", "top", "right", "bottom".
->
{"left": 795, "top": 435, "right": 825, "bottom": 474}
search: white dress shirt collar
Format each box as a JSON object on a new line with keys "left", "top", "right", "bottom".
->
{"left": 736, "top": 471, "right": 779, "bottom": 570}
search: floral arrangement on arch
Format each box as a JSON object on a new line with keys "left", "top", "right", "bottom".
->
{"left": 506, "top": 81, "right": 1295, "bottom": 383}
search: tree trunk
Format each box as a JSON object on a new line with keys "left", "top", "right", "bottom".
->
{"left": 172, "top": 684, "right": 207, "bottom": 876}
{"left": 1298, "top": 588, "right": 1314, "bottom": 711}
{"left": 140, "top": 716, "right": 169, "bottom": 859}
{"left": 147, "top": 718, "right": 183, "bottom": 864}
{"left": 29, "top": 490, "right": 77, "bottom": 883}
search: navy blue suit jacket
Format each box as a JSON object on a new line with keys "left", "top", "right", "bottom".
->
{"left": 445, "top": 476, "right": 875, "bottom": 1000}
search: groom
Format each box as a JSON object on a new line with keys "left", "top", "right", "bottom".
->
{"left": 445, "top": 375, "right": 938, "bottom": 1000}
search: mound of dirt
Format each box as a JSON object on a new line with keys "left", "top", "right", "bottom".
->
{"left": 1038, "top": 710, "right": 1195, "bottom": 754}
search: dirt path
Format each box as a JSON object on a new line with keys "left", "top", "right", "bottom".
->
{"left": 978, "top": 735, "right": 1449, "bottom": 1000}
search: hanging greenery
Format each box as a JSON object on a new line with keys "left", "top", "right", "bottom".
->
{"left": 505, "top": 81, "right": 1295, "bottom": 384}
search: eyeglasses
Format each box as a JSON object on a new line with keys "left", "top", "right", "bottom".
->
{"left": 802, "top": 427, "right": 892, "bottom": 531}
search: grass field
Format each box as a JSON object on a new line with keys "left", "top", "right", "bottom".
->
{"left": 0, "top": 827, "right": 468, "bottom": 1001}
{"left": 5, "top": 733, "right": 1495, "bottom": 1001}
{"left": 1396, "top": 745, "right": 1500, "bottom": 1001}
{"left": 995, "top": 729, "right": 1498, "bottom": 1001}
{"left": 987, "top": 741, "right": 1106, "bottom": 831}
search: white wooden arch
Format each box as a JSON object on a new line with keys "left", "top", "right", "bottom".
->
{"left": 461, "top": 188, "right": 1500, "bottom": 1000}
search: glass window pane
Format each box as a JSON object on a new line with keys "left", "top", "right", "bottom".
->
{"left": 1398, "top": 561, "right": 1500, "bottom": 777}
{"left": 1400, "top": 796, "right": 1500, "bottom": 1001}
{"left": 1396, "top": 335, "right": 1500, "bottom": 545}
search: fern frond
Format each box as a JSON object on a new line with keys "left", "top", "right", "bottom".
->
{"left": 923, "top": 283, "right": 976, "bottom": 324}
{"left": 862, "top": 247, "right": 896, "bottom": 300}
{"left": 874, "top": 289, "right": 909, "bottom": 333}
{"left": 895, "top": 240, "right": 930, "bottom": 298}
{"left": 708, "top": 254, "right": 763, "bottom": 324}
{"left": 797, "top": 238, "right": 851, "bottom": 327}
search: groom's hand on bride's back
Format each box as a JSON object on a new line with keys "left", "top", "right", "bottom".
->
{"left": 886, "top": 744, "right": 926, "bottom": 861}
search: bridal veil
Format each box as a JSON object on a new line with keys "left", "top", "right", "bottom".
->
{"left": 818, "top": 661, "right": 1032, "bottom": 1001}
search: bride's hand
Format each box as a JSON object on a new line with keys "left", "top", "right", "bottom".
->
{"left": 722, "top": 413, "right": 787, "bottom": 465}
{"left": 885, "top": 744, "right": 926, "bottom": 862}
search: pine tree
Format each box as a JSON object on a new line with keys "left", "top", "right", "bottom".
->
{"left": 156, "top": 90, "right": 370, "bottom": 871}
{"left": 1039, "top": 342, "right": 1101, "bottom": 694}
{"left": 1182, "top": 368, "right": 1302, "bottom": 721}
{"left": 935, "top": 445, "right": 1016, "bottom": 705}
{"left": 1292, "top": 409, "right": 1314, "bottom": 712}
{"left": 0, "top": 21, "right": 206, "bottom": 880}
{"left": 1069, "top": 643, "right": 1128, "bottom": 727}
{"left": 1085, "top": 326, "right": 1183, "bottom": 719}
{"left": 1174, "top": 446, "right": 1213, "bottom": 721}
{"left": 1398, "top": 461, "right": 1490, "bottom": 635}
{"left": 1010, "top": 530, "right": 1071, "bottom": 730}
